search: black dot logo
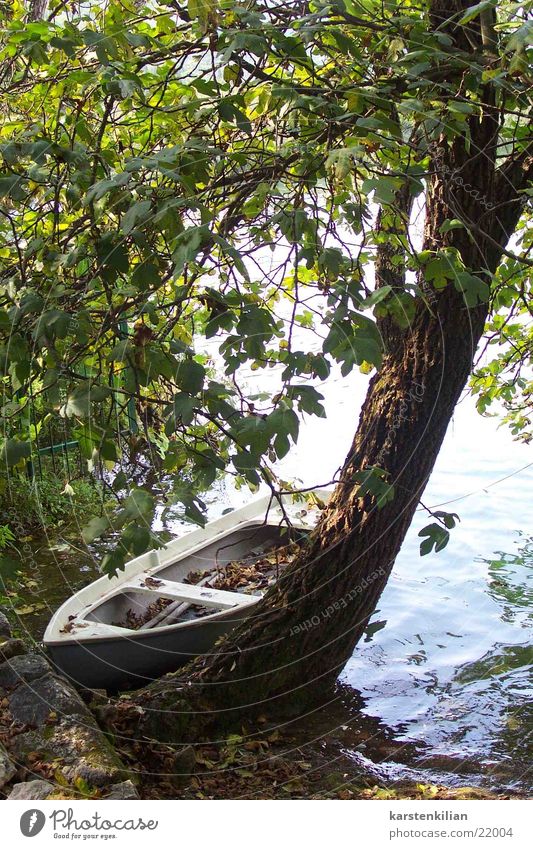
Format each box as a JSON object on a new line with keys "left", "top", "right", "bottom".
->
{"left": 20, "top": 810, "right": 46, "bottom": 837}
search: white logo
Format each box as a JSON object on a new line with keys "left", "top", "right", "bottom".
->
{"left": 20, "top": 809, "right": 46, "bottom": 837}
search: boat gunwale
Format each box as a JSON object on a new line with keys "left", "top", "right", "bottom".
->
{"left": 44, "top": 492, "right": 325, "bottom": 646}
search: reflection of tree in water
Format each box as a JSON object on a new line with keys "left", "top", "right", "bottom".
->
{"left": 449, "top": 533, "right": 533, "bottom": 782}
{"left": 479, "top": 532, "right": 533, "bottom": 623}
{"left": 286, "top": 682, "right": 428, "bottom": 781}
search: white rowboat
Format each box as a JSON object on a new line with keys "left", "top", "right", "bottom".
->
{"left": 43, "top": 491, "right": 329, "bottom": 690}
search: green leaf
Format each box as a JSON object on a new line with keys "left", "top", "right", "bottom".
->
{"left": 424, "top": 255, "right": 455, "bottom": 288}
{"left": 1, "top": 439, "right": 31, "bottom": 467}
{"left": 233, "top": 416, "right": 270, "bottom": 454}
{"left": 132, "top": 261, "right": 161, "bottom": 290}
{"left": 432, "top": 510, "right": 460, "bottom": 529}
{"left": 61, "top": 384, "right": 109, "bottom": 418}
{"left": 232, "top": 449, "right": 261, "bottom": 485}
{"left": 359, "top": 286, "right": 392, "bottom": 309}
{"left": 287, "top": 386, "right": 326, "bottom": 417}
{"left": 266, "top": 407, "right": 300, "bottom": 459}
{"left": 82, "top": 516, "right": 110, "bottom": 544}
{"left": 96, "top": 236, "right": 129, "bottom": 280}
{"left": 454, "top": 272, "right": 489, "bottom": 307}
{"left": 361, "top": 176, "right": 403, "bottom": 205}
{"left": 84, "top": 172, "right": 130, "bottom": 204}
{"left": 184, "top": 499, "right": 207, "bottom": 526}
{"left": 108, "top": 340, "right": 132, "bottom": 362}
{"left": 101, "top": 549, "right": 125, "bottom": 579}
{"left": 175, "top": 360, "right": 205, "bottom": 394}
{"left": 188, "top": 0, "right": 216, "bottom": 31}
{"left": 354, "top": 467, "right": 395, "bottom": 508}
{"left": 418, "top": 523, "right": 450, "bottom": 556}
{"left": 120, "top": 488, "right": 154, "bottom": 523}
{"left": 218, "top": 98, "right": 252, "bottom": 134}
{"left": 458, "top": 1, "right": 495, "bottom": 26}
{"left": 440, "top": 219, "right": 465, "bottom": 235}
{"left": 0, "top": 555, "right": 22, "bottom": 583}
{"left": 0, "top": 175, "right": 27, "bottom": 200}
{"left": 172, "top": 227, "right": 208, "bottom": 276}
{"left": 121, "top": 199, "right": 152, "bottom": 234}
{"left": 170, "top": 392, "right": 196, "bottom": 426}
{"left": 117, "top": 75, "right": 143, "bottom": 99}
{"left": 213, "top": 235, "right": 250, "bottom": 281}
{"left": 120, "top": 524, "right": 152, "bottom": 557}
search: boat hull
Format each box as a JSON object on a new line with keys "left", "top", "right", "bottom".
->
{"left": 47, "top": 604, "right": 256, "bottom": 690}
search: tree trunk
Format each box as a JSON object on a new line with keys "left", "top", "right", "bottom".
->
{"left": 27, "top": 0, "right": 48, "bottom": 21}
{"left": 137, "top": 2, "right": 532, "bottom": 730}
{"left": 191, "top": 294, "right": 487, "bottom": 712}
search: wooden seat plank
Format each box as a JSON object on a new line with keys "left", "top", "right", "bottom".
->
{"left": 121, "top": 576, "right": 259, "bottom": 610}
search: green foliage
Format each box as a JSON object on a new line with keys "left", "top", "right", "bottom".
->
{"left": 353, "top": 467, "right": 395, "bottom": 509}
{"left": 471, "top": 247, "right": 533, "bottom": 442}
{"left": 0, "top": 470, "right": 104, "bottom": 533}
{"left": 0, "top": 0, "right": 530, "bottom": 573}
{"left": 0, "top": 522, "right": 18, "bottom": 590}
{"left": 0, "top": 524, "right": 15, "bottom": 550}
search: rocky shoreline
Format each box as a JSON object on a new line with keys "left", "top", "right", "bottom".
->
{"left": 0, "top": 608, "right": 139, "bottom": 800}
{"left": 0, "top": 608, "right": 518, "bottom": 802}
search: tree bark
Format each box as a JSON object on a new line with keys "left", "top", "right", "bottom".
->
{"left": 27, "top": 0, "right": 49, "bottom": 21}
{"left": 28, "top": 0, "right": 48, "bottom": 21}
{"left": 137, "top": 1, "right": 532, "bottom": 731}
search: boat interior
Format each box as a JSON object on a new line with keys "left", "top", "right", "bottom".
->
{"left": 83, "top": 521, "right": 300, "bottom": 630}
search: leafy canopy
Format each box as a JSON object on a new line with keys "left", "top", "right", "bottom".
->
{"left": 0, "top": 0, "right": 531, "bottom": 572}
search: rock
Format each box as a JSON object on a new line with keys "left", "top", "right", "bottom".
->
{"left": 8, "top": 779, "right": 54, "bottom": 800}
{"left": 105, "top": 780, "right": 140, "bottom": 800}
{"left": 0, "top": 610, "right": 11, "bottom": 639}
{"left": 0, "top": 638, "right": 26, "bottom": 662}
{"left": 93, "top": 703, "right": 119, "bottom": 730}
{"left": 8, "top": 673, "right": 88, "bottom": 726}
{"left": 13, "top": 716, "right": 131, "bottom": 789}
{"left": 0, "top": 653, "right": 50, "bottom": 692}
{"left": 79, "top": 687, "right": 108, "bottom": 706}
{"left": 171, "top": 744, "right": 196, "bottom": 789}
{"left": 0, "top": 741, "right": 16, "bottom": 790}
{"left": 172, "top": 744, "right": 196, "bottom": 776}
{"left": 1, "top": 649, "right": 133, "bottom": 791}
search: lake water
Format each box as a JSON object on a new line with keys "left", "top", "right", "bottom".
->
{"left": 232, "top": 366, "right": 533, "bottom": 793}
{"left": 11, "top": 363, "right": 533, "bottom": 794}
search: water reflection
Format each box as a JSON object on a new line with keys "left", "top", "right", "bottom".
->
{"left": 482, "top": 532, "right": 533, "bottom": 622}
{"left": 338, "top": 526, "right": 533, "bottom": 791}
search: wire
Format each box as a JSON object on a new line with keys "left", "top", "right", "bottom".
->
{"left": 420, "top": 462, "right": 533, "bottom": 511}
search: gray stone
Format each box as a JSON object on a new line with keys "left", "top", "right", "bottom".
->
{"left": 93, "top": 703, "right": 119, "bottom": 730}
{"left": 0, "top": 610, "right": 11, "bottom": 639}
{"left": 13, "top": 716, "right": 130, "bottom": 789}
{"left": 8, "top": 780, "right": 54, "bottom": 800}
{"left": 8, "top": 673, "right": 88, "bottom": 726}
{"left": 1, "top": 649, "right": 132, "bottom": 792}
{"left": 0, "top": 653, "right": 50, "bottom": 692}
{"left": 0, "top": 741, "right": 16, "bottom": 790}
{"left": 172, "top": 744, "right": 196, "bottom": 776}
{"left": 105, "top": 780, "right": 140, "bottom": 800}
{"left": 0, "top": 638, "right": 26, "bottom": 662}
